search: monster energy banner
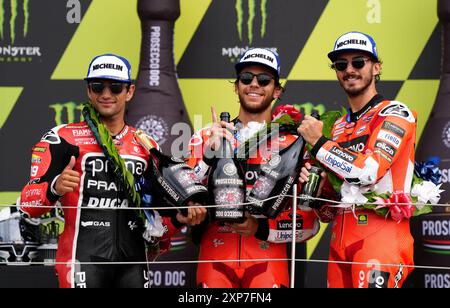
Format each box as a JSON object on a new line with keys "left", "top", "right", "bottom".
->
{"left": 0, "top": 0, "right": 445, "bottom": 288}
{"left": 412, "top": 0, "right": 450, "bottom": 289}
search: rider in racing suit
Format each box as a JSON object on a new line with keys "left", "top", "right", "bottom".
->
{"left": 187, "top": 48, "right": 320, "bottom": 288}
{"left": 19, "top": 54, "right": 196, "bottom": 288}
{"left": 20, "top": 123, "right": 183, "bottom": 288}
{"left": 298, "top": 32, "right": 416, "bottom": 288}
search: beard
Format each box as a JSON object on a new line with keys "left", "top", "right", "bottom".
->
{"left": 340, "top": 73, "right": 374, "bottom": 97}
{"left": 239, "top": 94, "right": 273, "bottom": 114}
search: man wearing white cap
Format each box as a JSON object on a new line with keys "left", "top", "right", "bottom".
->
{"left": 19, "top": 54, "right": 206, "bottom": 288}
{"left": 186, "top": 48, "right": 320, "bottom": 288}
{"left": 298, "top": 32, "right": 417, "bottom": 288}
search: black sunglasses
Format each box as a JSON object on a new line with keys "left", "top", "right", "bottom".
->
{"left": 89, "top": 82, "right": 128, "bottom": 94}
{"left": 238, "top": 72, "right": 274, "bottom": 87}
{"left": 332, "top": 57, "right": 371, "bottom": 72}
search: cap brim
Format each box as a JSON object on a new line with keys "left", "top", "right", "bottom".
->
{"left": 84, "top": 76, "right": 131, "bottom": 83}
{"left": 328, "top": 49, "right": 378, "bottom": 62}
{"left": 235, "top": 62, "right": 279, "bottom": 79}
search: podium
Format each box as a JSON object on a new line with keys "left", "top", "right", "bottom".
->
{"left": 0, "top": 266, "right": 58, "bottom": 288}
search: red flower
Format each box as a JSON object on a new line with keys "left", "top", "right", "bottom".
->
{"left": 272, "top": 105, "right": 303, "bottom": 123}
{"left": 388, "top": 192, "right": 415, "bottom": 222}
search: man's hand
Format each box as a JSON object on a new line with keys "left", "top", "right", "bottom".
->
{"left": 176, "top": 201, "right": 207, "bottom": 226}
{"left": 299, "top": 162, "right": 327, "bottom": 197}
{"left": 205, "top": 106, "right": 235, "bottom": 151}
{"left": 227, "top": 213, "right": 259, "bottom": 237}
{"left": 54, "top": 156, "right": 80, "bottom": 196}
{"left": 297, "top": 115, "right": 324, "bottom": 146}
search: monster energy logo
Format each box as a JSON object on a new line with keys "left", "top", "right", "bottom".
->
{"left": 0, "top": 0, "right": 30, "bottom": 44}
{"left": 49, "top": 102, "right": 83, "bottom": 126}
{"left": 223, "top": 0, "right": 272, "bottom": 61}
{"left": 235, "top": 0, "right": 267, "bottom": 44}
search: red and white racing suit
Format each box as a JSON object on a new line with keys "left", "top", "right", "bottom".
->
{"left": 19, "top": 122, "right": 181, "bottom": 288}
{"left": 311, "top": 94, "right": 416, "bottom": 288}
{"left": 187, "top": 119, "right": 320, "bottom": 288}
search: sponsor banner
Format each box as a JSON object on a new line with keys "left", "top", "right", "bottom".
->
{"left": 411, "top": 214, "right": 450, "bottom": 288}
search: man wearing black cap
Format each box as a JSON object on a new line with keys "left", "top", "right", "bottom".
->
{"left": 298, "top": 32, "right": 417, "bottom": 288}
{"left": 186, "top": 48, "right": 320, "bottom": 288}
{"left": 19, "top": 54, "right": 206, "bottom": 288}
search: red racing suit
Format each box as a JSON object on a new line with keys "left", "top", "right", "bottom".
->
{"left": 19, "top": 122, "right": 181, "bottom": 288}
{"left": 187, "top": 119, "right": 320, "bottom": 288}
{"left": 311, "top": 94, "right": 416, "bottom": 288}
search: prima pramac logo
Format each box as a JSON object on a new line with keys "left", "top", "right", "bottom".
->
{"left": 222, "top": 0, "right": 276, "bottom": 62}
{"left": 0, "top": 0, "right": 42, "bottom": 62}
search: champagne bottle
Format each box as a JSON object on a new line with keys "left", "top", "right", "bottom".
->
{"left": 247, "top": 132, "right": 306, "bottom": 218}
{"left": 208, "top": 112, "right": 246, "bottom": 223}
{"left": 247, "top": 111, "right": 318, "bottom": 218}
{"left": 135, "top": 130, "right": 208, "bottom": 216}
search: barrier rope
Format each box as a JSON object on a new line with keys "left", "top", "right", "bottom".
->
{"left": 1, "top": 188, "right": 449, "bottom": 285}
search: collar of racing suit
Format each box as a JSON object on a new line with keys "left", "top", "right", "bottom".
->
{"left": 346, "top": 94, "right": 385, "bottom": 123}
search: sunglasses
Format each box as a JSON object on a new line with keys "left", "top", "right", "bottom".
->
{"left": 89, "top": 82, "right": 128, "bottom": 94}
{"left": 239, "top": 72, "right": 274, "bottom": 87}
{"left": 332, "top": 57, "right": 371, "bottom": 72}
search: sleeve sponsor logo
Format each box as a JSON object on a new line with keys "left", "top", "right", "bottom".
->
{"left": 338, "top": 135, "right": 369, "bottom": 153}
{"left": 379, "top": 102, "right": 415, "bottom": 123}
{"left": 374, "top": 140, "right": 397, "bottom": 158}
{"left": 31, "top": 154, "right": 42, "bottom": 164}
{"left": 330, "top": 146, "right": 358, "bottom": 163}
{"left": 323, "top": 153, "right": 353, "bottom": 174}
{"left": 377, "top": 130, "right": 402, "bottom": 148}
{"left": 377, "top": 150, "right": 392, "bottom": 163}
{"left": 32, "top": 146, "right": 47, "bottom": 153}
{"left": 381, "top": 121, "right": 406, "bottom": 138}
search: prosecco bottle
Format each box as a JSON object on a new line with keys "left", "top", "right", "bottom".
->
{"left": 208, "top": 112, "right": 246, "bottom": 223}
{"left": 247, "top": 132, "right": 306, "bottom": 218}
{"left": 127, "top": 0, "right": 191, "bottom": 154}
{"left": 135, "top": 130, "right": 208, "bottom": 216}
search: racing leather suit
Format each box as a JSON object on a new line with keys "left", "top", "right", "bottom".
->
{"left": 187, "top": 119, "right": 320, "bottom": 288}
{"left": 311, "top": 94, "right": 416, "bottom": 288}
{"left": 20, "top": 122, "right": 181, "bottom": 288}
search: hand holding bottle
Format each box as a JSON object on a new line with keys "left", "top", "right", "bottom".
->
{"left": 176, "top": 201, "right": 208, "bottom": 226}
{"left": 299, "top": 162, "right": 327, "bottom": 208}
{"left": 206, "top": 107, "right": 235, "bottom": 152}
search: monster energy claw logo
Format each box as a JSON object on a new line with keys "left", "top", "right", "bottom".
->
{"left": 0, "top": 0, "right": 30, "bottom": 44}
{"left": 49, "top": 102, "right": 83, "bottom": 126}
{"left": 223, "top": 0, "right": 271, "bottom": 61}
{"left": 235, "top": 0, "right": 267, "bottom": 44}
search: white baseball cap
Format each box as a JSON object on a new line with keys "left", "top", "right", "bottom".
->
{"left": 85, "top": 54, "right": 132, "bottom": 82}
{"left": 235, "top": 48, "right": 281, "bottom": 80}
{"left": 328, "top": 31, "right": 379, "bottom": 62}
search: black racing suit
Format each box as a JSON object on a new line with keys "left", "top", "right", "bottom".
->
{"left": 20, "top": 122, "right": 181, "bottom": 288}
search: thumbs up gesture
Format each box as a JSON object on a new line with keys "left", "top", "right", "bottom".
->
{"left": 54, "top": 156, "right": 80, "bottom": 196}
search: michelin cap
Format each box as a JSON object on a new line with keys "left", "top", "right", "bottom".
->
{"left": 235, "top": 48, "right": 281, "bottom": 80}
{"left": 85, "top": 54, "right": 132, "bottom": 82}
{"left": 328, "top": 31, "right": 379, "bottom": 62}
